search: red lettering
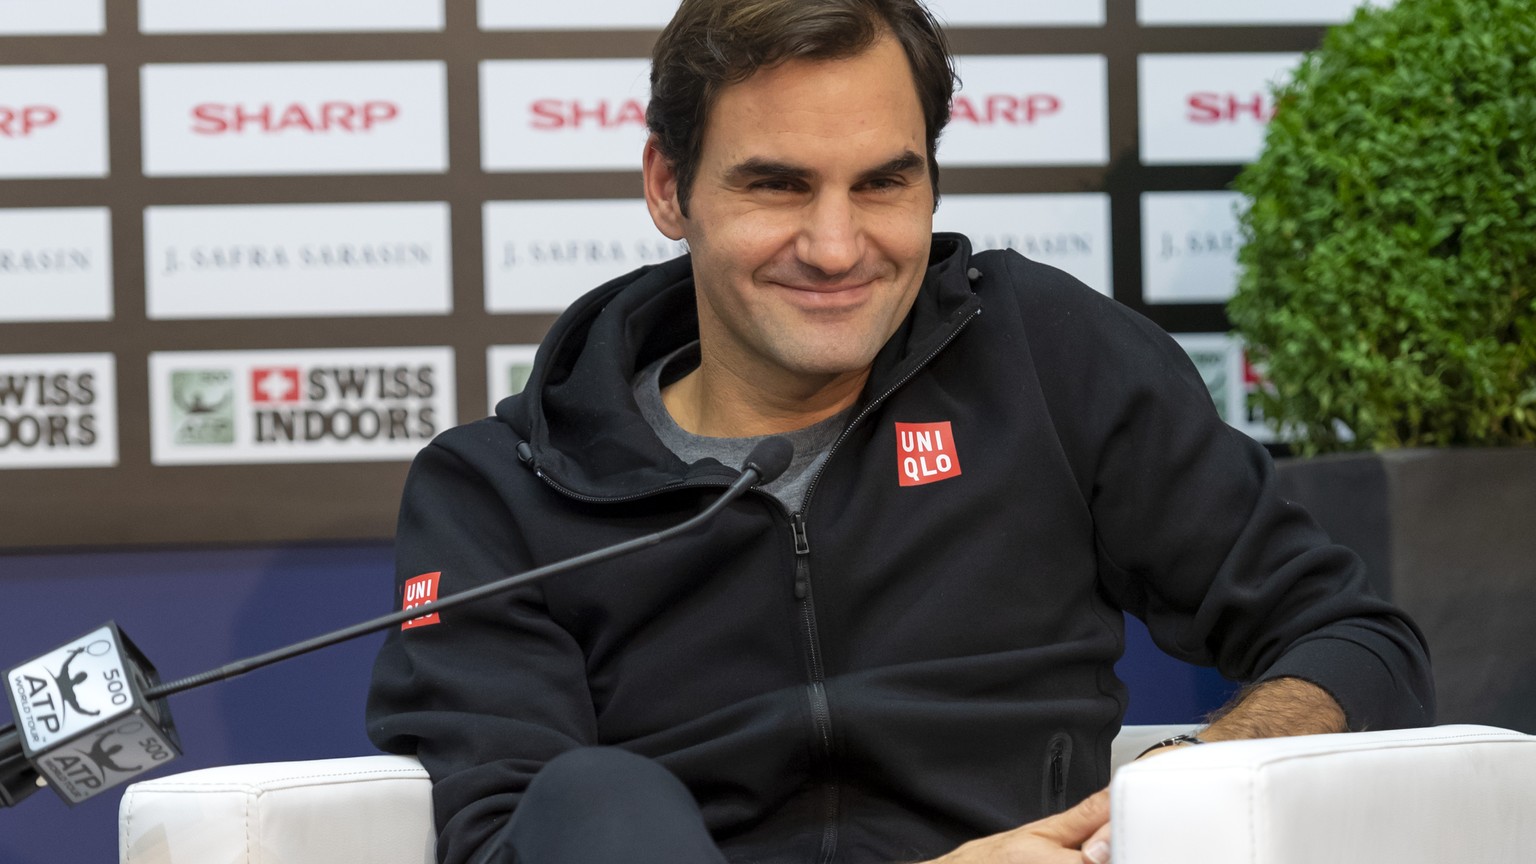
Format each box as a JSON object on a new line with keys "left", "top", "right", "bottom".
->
{"left": 948, "top": 94, "right": 1061, "bottom": 125}
{"left": 1025, "top": 93, "right": 1060, "bottom": 122}
{"left": 188, "top": 101, "right": 401, "bottom": 134}
{"left": 361, "top": 101, "right": 398, "bottom": 130}
{"left": 0, "top": 105, "right": 59, "bottom": 137}
{"left": 321, "top": 101, "right": 355, "bottom": 130}
{"left": 950, "top": 95, "right": 981, "bottom": 125}
{"left": 613, "top": 99, "right": 646, "bottom": 127}
{"left": 528, "top": 99, "right": 647, "bottom": 130}
{"left": 191, "top": 103, "right": 228, "bottom": 134}
{"left": 275, "top": 103, "right": 315, "bottom": 132}
{"left": 1187, "top": 93, "right": 1224, "bottom": 123}
{"left": 569, "top": 100, "right": 608, "bottom": 128}
{"left": 1187, "top": 92, "right": 1275, "bottom": 124}
{"left": 1228, "top": 93, "right": 1271, "bottom": 122}
{"left": 985, "top": 94, "right": 1020, "bottom": 124}
{"left": 529, "top": 99, "right": 565, "bottom": 130}
{"left": 233, "top": 103, "right": 274, "bottom": 133}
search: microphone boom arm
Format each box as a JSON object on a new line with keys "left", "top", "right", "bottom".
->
{"left": 146, "top": 458, "right": 775, "bottom": 700}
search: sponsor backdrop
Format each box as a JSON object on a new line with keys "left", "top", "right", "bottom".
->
{"left": 0, "top": 0, "right": 1387, "bottom": 547}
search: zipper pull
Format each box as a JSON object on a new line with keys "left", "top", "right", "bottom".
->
{"left": 791, "top": 514, "right": 811, "bottom": 600}
{"left": 791, "top": 513, "right": 810, "bottom": 555}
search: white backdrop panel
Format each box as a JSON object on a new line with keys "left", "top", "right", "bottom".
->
{"left": 0, "top": 208, "right": 113, "bottom": 323}
{"left": 139, "top": 0, "right": 444, "bottom": 33}
{"left": 0, "top": 0, "right": 103, "bottom": 34}
{"left": 145, "top": 202, "right": 453, "bottom": 320}
{"left": 1141, "top": 191, "right": 1244, "bottom": 304}
{"left": 480, "top": 59, "right": 652, "bottom": 172}
{"left": 484, "top": 198, "right": 684, "bottom": 314}
{"left": 140, "top": 62, "right": 448, "bottom": 177}
{"left": 935, "top": 193, "right": 1112, "bottom": 296}
{"left": 1140, "top": 0, "right": 1393, "bottom": 25}
{"left": 0, "top": 65, "right": 108, "bottom": 179}
{"left": 1139, "top": 53, "right": 1298, "bottom": 165}
{"left": 942, "top": 56, "right": 1108, "bottom": 166}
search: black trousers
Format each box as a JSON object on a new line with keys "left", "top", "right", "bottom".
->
{"left": 472, "top": 747, "right": 730, "bottom": 864}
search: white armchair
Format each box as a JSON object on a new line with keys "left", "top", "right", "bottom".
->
{"left": 119, "top": 724, "right": 1535, "bottom": 864}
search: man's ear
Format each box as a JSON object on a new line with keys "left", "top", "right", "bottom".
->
{"left": 642, "top": 135, "right": 686, "bottom": 241}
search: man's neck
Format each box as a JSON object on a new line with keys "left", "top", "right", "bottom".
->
{"left": 661, "top": 354, "right": 867, "bottom": 438}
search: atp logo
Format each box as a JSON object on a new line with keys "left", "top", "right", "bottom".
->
{"left": 39, "top": 719, "right": 176, "bottom": 801}
{"left": 170, "top": 369, "right": 235, "bottom": 445}
{"left": 48, "top": 644, "right": 104, "bottom": 724}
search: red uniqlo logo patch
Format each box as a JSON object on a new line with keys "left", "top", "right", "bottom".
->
{"left": 251, "top": 367, "right": 301, "bottom": 403}
{"left": 895, "top": 421, "right": 962, "bottom": 487}
{"left": 400, "top": 571, "right": 441, "bottom": 630}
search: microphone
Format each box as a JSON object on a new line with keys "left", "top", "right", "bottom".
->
{"left": 742, "top": 435, "right": 793, "bottom": 487}
{"left": 1, "top": 438, "right": 793, "bottom": 807}
{"left": 1, "top": 624, "right": 178, "bottom": 807}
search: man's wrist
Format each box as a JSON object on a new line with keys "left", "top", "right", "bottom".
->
{"left": 1136, "top": 732, "right": 1206, "bottom": 759}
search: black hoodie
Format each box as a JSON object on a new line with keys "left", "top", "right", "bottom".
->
{"left": 367, "top": 234, "right": 1432, "bottom": 864}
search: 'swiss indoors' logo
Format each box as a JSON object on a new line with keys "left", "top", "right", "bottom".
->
{"left": 0, "top": 354, "right": 117, "bottom": 469}
{"left": 250, "top": 364, "right": 438, "bottom": 444}
{"left": 0, "top": 369, "right": 99, "bottom": 451}
{"left": 151, "top": 348, "right": 455, "bottom": 465}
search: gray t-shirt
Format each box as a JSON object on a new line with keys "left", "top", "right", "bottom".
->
{"left": 632, "top": 343, "right": 850, "bottom": 513}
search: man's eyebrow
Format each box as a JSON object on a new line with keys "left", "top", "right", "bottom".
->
{"left": 861, "top": 150, "right": 926, "bottom": 180}
{"left": 722, "top": 150, "right": 927, "bottom": 185}
{"left": 723, "top": 158, "right": 813, "bottom": 184}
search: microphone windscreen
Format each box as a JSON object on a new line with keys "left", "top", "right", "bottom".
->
{"left": 743, "top": 436, "right": 794, "bottom": 485}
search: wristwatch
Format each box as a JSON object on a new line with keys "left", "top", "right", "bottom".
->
{"left": 1136, "top": 733, "right": 1207, "bottom": 759}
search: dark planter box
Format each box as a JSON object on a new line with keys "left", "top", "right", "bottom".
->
{"left": 1274, "top": 449, "right": 1536, "bottom": 733}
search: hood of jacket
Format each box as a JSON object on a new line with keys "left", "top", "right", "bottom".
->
{"left": 500, "top": 232, "right": 982, "bottom": 499}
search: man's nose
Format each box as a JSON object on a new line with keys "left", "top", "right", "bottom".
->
{"left": 795, "top": 193, "right": 863, "bottom": 277}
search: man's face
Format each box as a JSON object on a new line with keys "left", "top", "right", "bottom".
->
{"left": 644, "top": 35, "right": 935, "bottom": 387}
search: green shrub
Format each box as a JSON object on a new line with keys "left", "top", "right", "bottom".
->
{"left": 1228, "top": 0, "right": 1536, "bottom": 454}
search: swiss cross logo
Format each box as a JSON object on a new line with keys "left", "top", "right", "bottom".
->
{"left": 251, "top": 367, "right": 301, "bottom": 403}
{"left": 895, "top": 421, "right": 962, "bottom": 487}
{"left": 400, "top": 571, "right": 441, "bottom": 630}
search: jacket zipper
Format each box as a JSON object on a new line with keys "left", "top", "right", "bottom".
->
{"left": 790, "top": 511, "right": 838, "bottom": 863}
{"left": 1043, "top": 732, "right": 1072, "bottom": 814}
{"left": 789, "top": 304, "right": 982, "bottom": 864}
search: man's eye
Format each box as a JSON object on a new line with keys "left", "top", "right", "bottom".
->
{"left": 752, "top": 180, "right": 797, "bottom": 192}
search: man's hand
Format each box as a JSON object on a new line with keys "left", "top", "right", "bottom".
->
{"left": 925, "top": 788, "right": 1111, "bottom": 864}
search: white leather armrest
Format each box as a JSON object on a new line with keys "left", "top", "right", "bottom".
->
{"left": 119, "top": 754, "right": 434, "bottom": 864}
{"left": 1112, "top": 724, "right": 1536, "bottom": 864}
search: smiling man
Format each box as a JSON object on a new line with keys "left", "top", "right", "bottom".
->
{"left": 366, "top": 3, "right": 1433, "bottom": 864}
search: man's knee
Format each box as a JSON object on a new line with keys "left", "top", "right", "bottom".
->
{"left": 523, "top": 747, "right": 693, "bottom": 819}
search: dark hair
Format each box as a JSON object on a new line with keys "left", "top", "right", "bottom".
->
{"left": 647, "top": 0, "right": 957, "bottom": 217}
